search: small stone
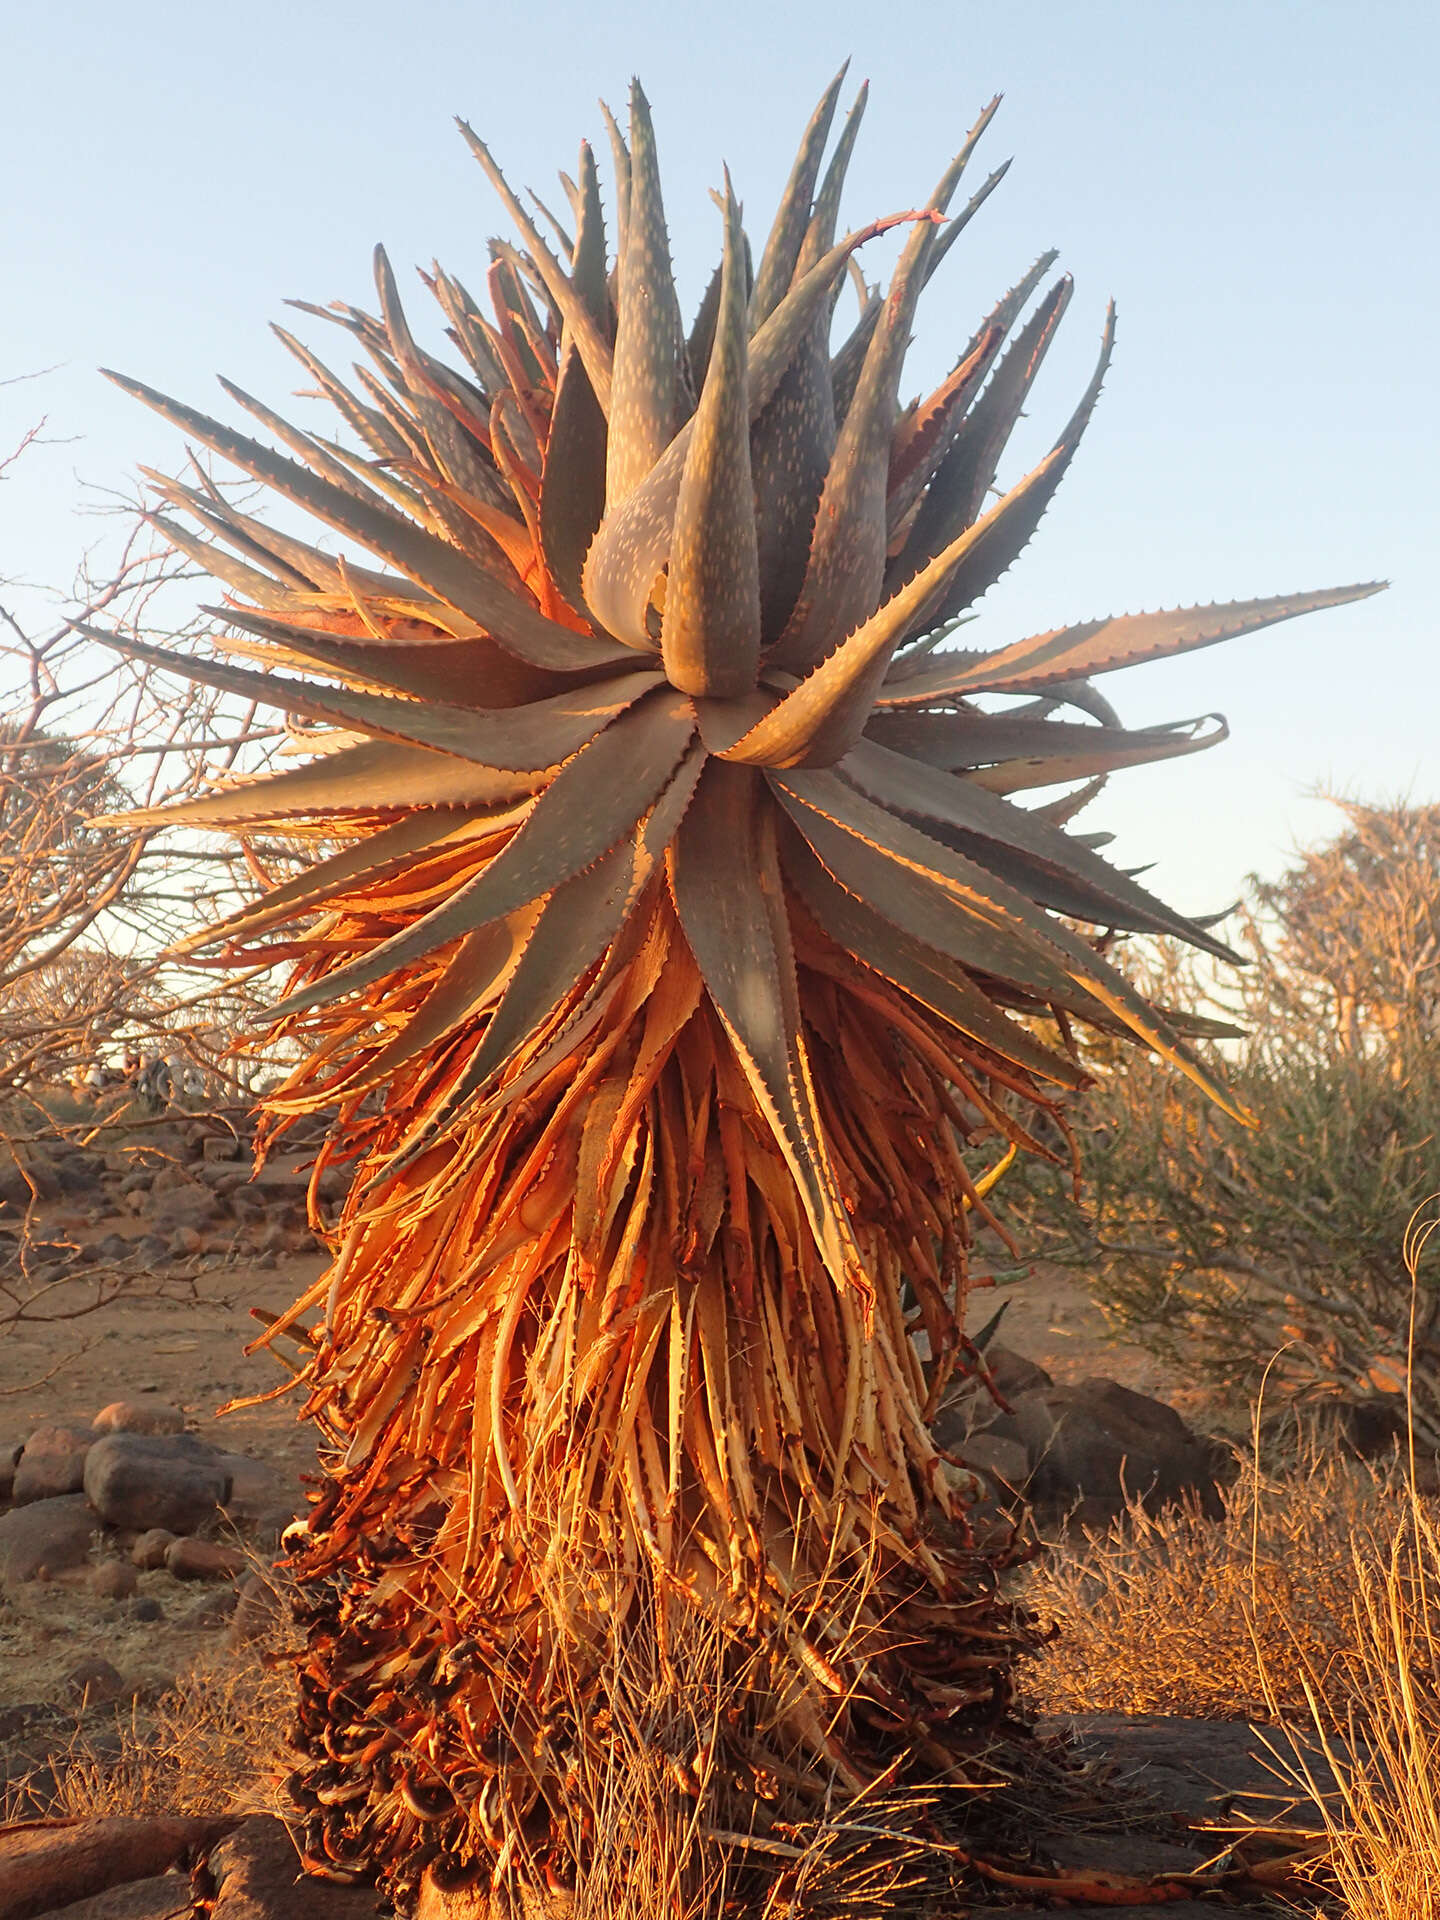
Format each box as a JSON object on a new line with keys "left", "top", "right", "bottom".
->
{"left": 0, "top": 1494, "right": 94, "bottom": 1583}
{"left": 129, "top": 1594, "right": 163, "bottom": 1623}
{"left": 134, "top": 1527, "right": 180, "bottom": 1570}
{"left": 84, "top": 1434, "right": 229, "bottom": 1534}
{"left": 165, "top": 1536, "right": 247, "bottom": 1581}
{"left": 64, "top": 1655, "right": 127, "bottom": 1704}
{"left": 118, "top": 1168, "right": 155, "bottom": 1196}
{"left": 93, "top": 1232, "right": 133, "bottom": 1261}
{"left": 93, "top": 1401, "right": 186, "bottom": 1437}
{"left": 90, "top": 1558, "right": 140, "bottom": 1600}
{"left": 202, "top": 1134, "right": 241, "bottom": 1163}
{"left": 168, "top": 1226, "right": 204, "bottom": 1258}
{"left": 12, "top": 1424, "right": 93, "bottom": 1504}
{"left": 181, "top": 1586, "right": 239, "bottom": 1628}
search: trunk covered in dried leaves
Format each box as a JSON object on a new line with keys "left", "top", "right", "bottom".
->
{"left": 92, "top": 72, "right": 1379, "bottom": 1914}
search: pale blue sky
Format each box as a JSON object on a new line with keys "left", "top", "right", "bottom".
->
{"left": 2, "top": 0, "right": 1435, "bottom": 914}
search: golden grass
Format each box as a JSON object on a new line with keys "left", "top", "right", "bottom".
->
{"left": 1019, "top": 1433, "right": 1417, "bottom": 1722}
{"left": 1, "top": 1592, "right": 295, "bottom": 1826}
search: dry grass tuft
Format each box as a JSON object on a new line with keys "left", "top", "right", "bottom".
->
{"left": 1019, "top": 1434, "right": 1417, "bottom": 1722}
{"left": 2, "top": 1589, "right": 296, "bottom": 1826}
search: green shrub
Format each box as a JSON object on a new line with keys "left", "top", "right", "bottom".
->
{"left": 1014, "top": 799, "right": 1440, "bottom": 1436}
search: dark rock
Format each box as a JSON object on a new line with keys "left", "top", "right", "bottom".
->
{"left": 229, "top": 1571, "right": 284, "bottom": 1647}
{"left": 983, "top": 1341, "right": 1054, "bottom": 1399}
{"left": 987, "top": 1378, "right": 1224, "bottom": 1518}
{"left": 117, "top": 1169, "right": 155, "bottom": 1197}
{"left": 209, "top": 1815, "right": 386, "bottom": 1918}
{"left": 93, "top": 1400, "right": 186, "bottom": 1438}
{"left": 93, "top": 1232, "right": 134, "bottom": 1262}
{"left": 180, "top": 1587, "right": 239, "bottom": 1628}
{"left": 0, "top": 1437, "right": 23, "bottom": 1501}
{"left": 165, "top": 1536, "right": 247, "bottom": 1581}
{"left": 128, "top": 1595, "right": 163, "bottom": 1623}
{"left": 960, "top": 1429, "right": 1030, "bottom": 1492}
{"left": 90, "top": 1558, "right": 139, "bottom": 1600}
{"left": 64, "top": 1656, "right": 127, "bottom": 1705}
{"left": 202, "top": 1134, "right": 242, "bottom": 1163}
{"left": 0, "top": 1493, "right": 94, "bottom": 1583}
{"left": 0, "top": 1150, "right": 60, "bottom": 1207}
{"left": 143, "top": 1181, "right": 217, "bottom": 1234}
{"left": 53, "top": 1152, "right": 106, "bottom": 1197}
{"left": 214, "top": 1453, "right": 281, "bottom": 1525}
{"left": 44, "top": 1873, "right": 191, "bottom": 1918}
{"left": 131, "top": 1234, "right": 170, "bottom": 1265}
{"left": 131, "top": 1527, "right": 178, "bottom": 1570}
{"left": 84, "top": 1434, "right": 230, "bottom": 1533}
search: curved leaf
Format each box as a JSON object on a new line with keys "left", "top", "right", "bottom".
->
{"left": 660, "top": 180, "right": 761, "bottom": 698}
{"left": 670, "top": 760, "right": 864, "bottom": 1298}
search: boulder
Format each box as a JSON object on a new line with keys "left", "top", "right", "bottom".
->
{"left": 84, "top": 1433, "right": 230, "bottom": 1534}
{"left": 12, "top": 1425, "right": 93, "bottom": 1504}
{"left": 987, "top": 1377, "right": 1224, "bottom": 1518}
{"left": 64, "top": 1656, "right": 127, "bottom": 1705}
{"left": 90, "top": 1558, "right": 140, "bottom": 1601}
{"left": 214, "top": 1453, "right": 282, "bottom": 1527}
{"left": 0, "top": 1493, "right": 94, "bottom": 1583}
{"left": 209, "top": 1816, "right": 385, "bottom": 1918}
{"left": 131, "top": 1528, "right": 178, "bottom": 1570}
{"left": 165, "top": 1537, "right": 246, "bottom": 1581}
{"left": 93, "top": 1401, "right": 186, "bottom": 1438}
{"left": 961, "top": 1429, "right": 1031, "bottom": 1493}
{"left": 142, "top": 1181, "right": 217, "bottom": 1235}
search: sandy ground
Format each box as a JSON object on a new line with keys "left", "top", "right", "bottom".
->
{"left": 0, "top": 1195, "right": 1218, "bottom": 1733}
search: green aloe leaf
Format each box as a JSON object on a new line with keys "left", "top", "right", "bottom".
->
{"left": 890, "top": 273, "right": 1073, "bottom": 591}
{"left": 773, "top": 102, "right": 1001, "bottom": 673}
{"left": 211, "top": 608, "right": 571, "bottom": 711}
{"left": 167, "top": 812, "right": 488, "bottom": 957}
{"left": 864, "top": 709, "right": 1229, "bottom": 792}
{"left": 539, "top": 142, "right": 611, "bottom": 614}
{"left": 606, "top": 81, "right": 686, "bottom": 506}
{"left": 780, "top": 824, "right": 1086, "bottom": 1087}
{"left": 881, "top": 583, "right": 1387, "bottom": 703}
{"left": 773, "top": 766, "right": 1244, "bottom": 1115}
{"left": 103, "top": 737, "right": 543, "bottom": 830}
{"left": 458, "top": 121, "right": 615, "bottom": 414}
{"left": 839, "top": 737, "right": 1241, "bottom": 957}
{"left": 103, "top": 370, "right": 632, "bottom": 673}
{"left": 910, "top": 304, "right": 1116, "bottom": 635}
{"left": 670, "top": 760, "right": 864, "bottom": 1298}
{"left": 660, "top": 181, "right": 761, "bottom": 698}
{"left": 74, "top": 623, "right": 663, "bottom": 774}
{"left": 448, "top": 744, "right": 707, "bottom": 1108}
{"left": 581, "top": 213, "right": 924, "bottom": 649}
{"left": 272, "top": 687, "right": 697, "bottom": 1017}
{"left": 749, "top": 65, "right": 847, "bottom": 325}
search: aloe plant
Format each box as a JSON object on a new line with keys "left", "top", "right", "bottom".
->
{"left": 89, "top": 73, "right": 1378, "bottom": 1911}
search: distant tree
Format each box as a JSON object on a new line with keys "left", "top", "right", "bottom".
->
{"left": 1014, "top": 798, "right": 1440, "bottom": 1439}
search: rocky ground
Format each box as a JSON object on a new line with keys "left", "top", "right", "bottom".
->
{"left": 0, "top": 1118, "right": 1309, "bottom": 1915}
